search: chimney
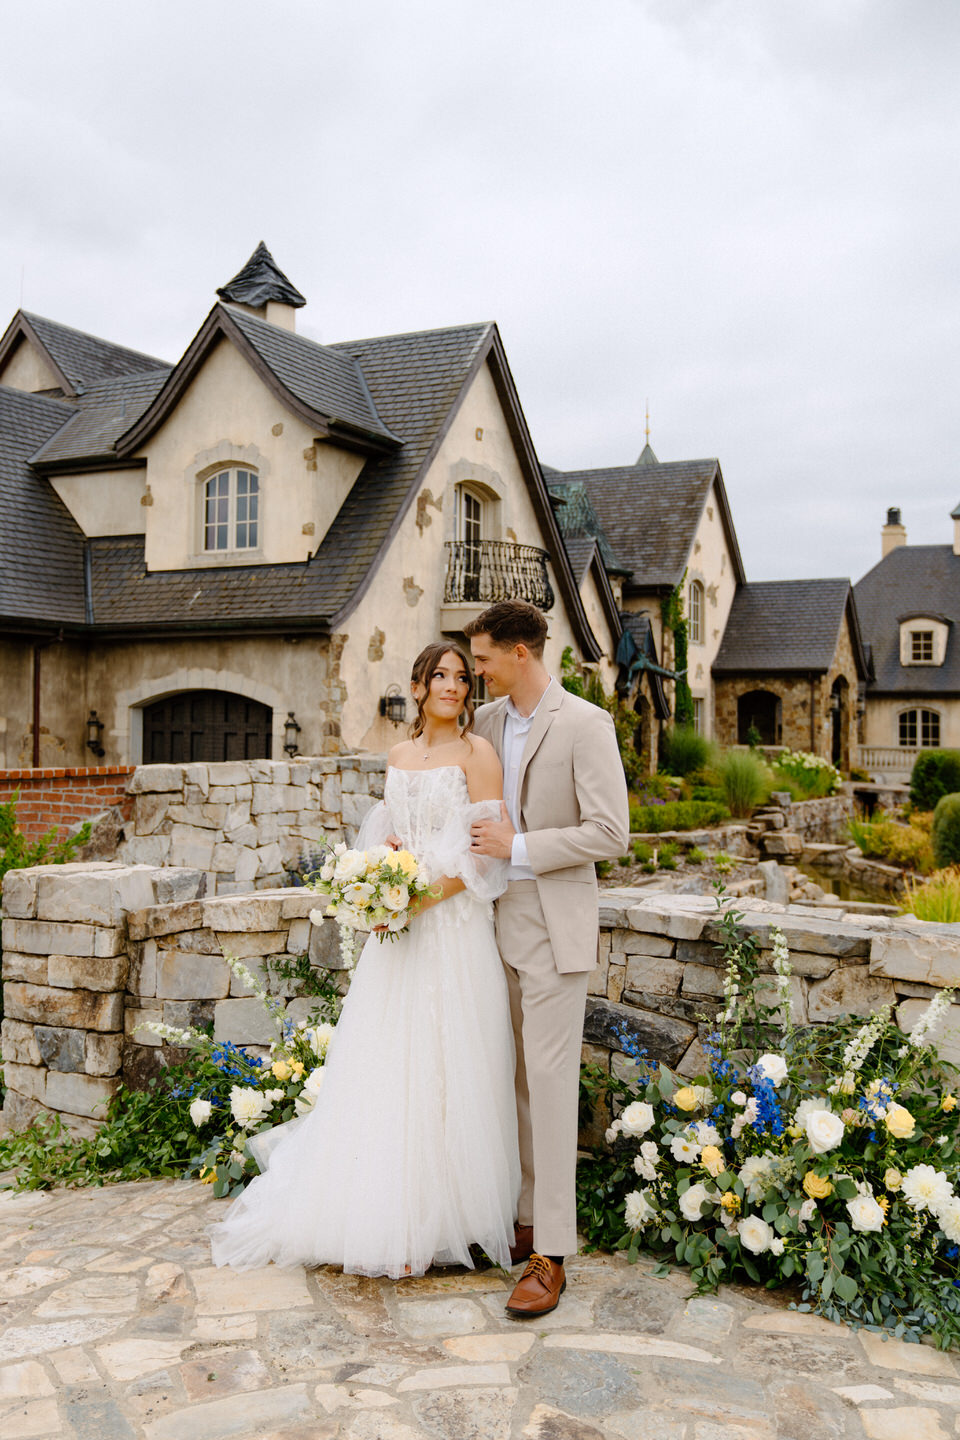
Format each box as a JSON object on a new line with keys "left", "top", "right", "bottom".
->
{"left": 881, "top": 506, "right": 907, "bottom": 558}
{"left": 952, "top": 502, "right": 960, "bottom": 557}
{"left": 217, "top": 242, "right": 306, "bottom": 334}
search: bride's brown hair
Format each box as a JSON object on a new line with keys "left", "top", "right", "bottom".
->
{"left": 409, "top": 642, "right": 476, "bottom": 742}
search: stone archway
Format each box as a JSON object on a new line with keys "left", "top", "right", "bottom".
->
{"left": 737, "top": 689, "right": 782, "bottom": 746}
{"left": 142, "top": 691, "right": 273, "bottom": 763}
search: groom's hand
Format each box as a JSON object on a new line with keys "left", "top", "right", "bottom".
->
{"left": 470, "top": 804, "right": 515, "bottom": 859}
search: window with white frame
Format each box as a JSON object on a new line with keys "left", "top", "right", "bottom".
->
{"left": 203, "top": 468, "right": 260, "bottom": 552}
{"left": 899, "top": 708, "right": 941, "bottom": 748}
{"left": 689, "top": 580, "right": 704, "bottom": 644}
{"left": 454, "top": 484, "right": 484, "bottom": 600}
{"left": 691, "top": 696, "right": 704, "bottom": 734}
{"left": 911, "top": 630, "right": 934, "bottom": 662}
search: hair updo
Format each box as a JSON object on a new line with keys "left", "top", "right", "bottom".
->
{"left": 409, "top": 641, "right": 476, "bottom": 742}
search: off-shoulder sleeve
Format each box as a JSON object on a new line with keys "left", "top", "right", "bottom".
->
{"left": 418, "top": 798, "right": 509, "bottom": 904}
{"left": 355, "top": 800, "right": 394, "bottom": 851}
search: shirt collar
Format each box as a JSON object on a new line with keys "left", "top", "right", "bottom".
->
{"left": 505, "top": 677, "right": 553, "bottom": 725}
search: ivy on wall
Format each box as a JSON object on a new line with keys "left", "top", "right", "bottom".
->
{"left": 661, "top": 575, "right": 694, "bottom": 728}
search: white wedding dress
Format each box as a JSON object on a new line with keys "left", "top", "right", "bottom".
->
{"left": 210, "top": 765, "right": 521, "bottom": 1277}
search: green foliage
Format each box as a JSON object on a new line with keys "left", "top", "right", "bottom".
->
{"left": 713, "top": 851, "right": 735, "bottom": 873}
{"left": 660, "top": 725, "right": 710, "bottom": 778}
{"left": 661, "top": 578, "right": 693, "bottom": 728}
{"left": 0, "top": 790, "right": 91, "bottom": 886}
{"left": 560, "top": 645, "right": 645, "bottom": 790}
{"left": 261, "top": 951, "right": 345, "bottom": 1006}
{"left": 629, "top": 798, "right": 730, "bottom": 833}
{"left": 657, "top": 841, "right": 678, "bottom": 871}
{"left": 559, "top": 645, "right": 586, "bottom": 698}
{"left": 772, "top": 748, "right": 842, "bottom": 798}
{"left": 911, "top": 751, "right": 960, "bottom": 811}
{"left": 595, "top": 858, "right": 613, "bottom": 878}
{"left": 933, "top": 795, "right": 960, "bottom": 869}
{"left": 710, "top": 747, "right": 771, "bottom": 817}
{"left": 690, "top": 783, "right": 726, "bottom": 805}
{"left": 687, "top": 846, "right": 706, "bottom": 865}
{"left": 745, "top": 724, "right": 763, "bottom": 749}
{"left": 848, "top": 813, "right": 935, "bottom": 874}
{"left": 631, "top": 840, "right": 653, "bottom": 864}
{"left": 902, "top": 868, "right": 960, "bottom": 923}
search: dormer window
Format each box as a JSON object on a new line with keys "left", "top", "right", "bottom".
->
{"left": 911, "top": 630, "right": 933, "bottom": 662}
{"left": 899, "top": 614, "right": 949, "bottom": 667}
{"left": 204, "top": 467, "right": 259, "bottom": 552}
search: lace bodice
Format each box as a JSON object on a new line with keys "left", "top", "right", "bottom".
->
{"left": 384, "top": 765, "right": 470, "bottom": 850}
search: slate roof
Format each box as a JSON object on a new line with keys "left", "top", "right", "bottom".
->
{"left": 548, "top": 480, "right": 631, "bottom": 576}
{"left": 20, "top": 312, "right": 168, "bottom": 390}
{"left": 217, "top": 242, "right": 307, "bottom": 309}
{"left": 85, "top": 323, "right": 494, "bottom": 629}
{"left": 0, "top": 386, "right": 86, "bottom": 625}
{"left": 712, "top": 579, "right": 860, "bottom": 675}
{"left": 30, "top": 371, "right": 171, "bottom": 467}
{"left": 547, "top": 458, "right": 745, "bottom": 591}
{"left": 855, "top": 545, "right": 960, "bottom": 695}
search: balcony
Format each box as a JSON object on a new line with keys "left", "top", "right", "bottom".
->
{"left": 441, "top": 540, "right": 555, "bottom": 629}
{"left": 857, "top": 745, "right": 922, "bottom": 782}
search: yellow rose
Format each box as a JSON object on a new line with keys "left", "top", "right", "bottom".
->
{"left": 884, "top": 1167, "right": 903, "bottom": 1192}
{"left": 786, "top": 1123, "right": 803, "bottom": 1139}
{"left": 291, "top": 1061, "right": 305, "bottom": 1078}
{"left": 803, "top": 1171, "right": 833, "bottom": 1200}
{"left": 200, "top": 1166, "right": 216, "bottom": 1185}
{"left": 674, "top": 1086, "right": 699, "bottom": 1112}
{"left": 700, "top": 1145, "right": 725, "bottom": 1178}
{"left": 271, "top": 1060, "right": 292, "bottom": 1082}
{"left": 393, "top": 850, "right": 419, "bottom": 878}
{"left": 942, "top": 1094, "right": 957, "bottom": 1113}
{"left": 720, "top": 1191, "right": 740, "bottom": 1214}
{"left": 884, "top": 1104, "right": 916, "bottom": 1140}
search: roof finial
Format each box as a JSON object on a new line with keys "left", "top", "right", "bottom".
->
{"left": 645, "top": 398, "right": 650, "bottom": 447}
{"left": 637, "top": 401, "right": 658, "bottom": 466}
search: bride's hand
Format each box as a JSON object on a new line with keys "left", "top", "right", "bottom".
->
{"left": 385, "top": 833, "right": 402, "bottom": 850}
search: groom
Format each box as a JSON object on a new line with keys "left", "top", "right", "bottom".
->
{"left": 466, "top": 601, "right": 629, "bottom": 1316}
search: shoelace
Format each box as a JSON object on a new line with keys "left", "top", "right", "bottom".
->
{"left": 520, "top": 1253, "right": 555, "bottom": 1285}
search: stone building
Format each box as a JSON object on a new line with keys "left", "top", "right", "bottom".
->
{"left": 711, "top": 579, "right": 868, "bottom": 769}
{"left": 0, "top": 244, "right": 612, "bottom": 769}
{"left": 853, "top": 506, "right": 960, "bottom": 780}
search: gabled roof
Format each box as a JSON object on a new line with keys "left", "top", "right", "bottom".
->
{"left": 0, "top": 310, "right": 168, "bottom": 398}
{"left": 562, "top": 536, "right": 622, "bottom": 648}
{"left": 546, "top": 457, "right": 746, "bottom": 592}
{"left": 0, "top": 386, "right": 86, "bottom": 626}
{"left": 855, "top": 544, "right": 960, "bottom": 695}
{"left": 712, "top": 578, "right": 867, "bottom": 677}
{"left": 116, "top": 304, "right": 401, "bottom": 456}
{"left": 549, "top": 479, "right": 631, "bottom": 576}
{"left": 217, "top": 242, "right": 307, "bottom": 309}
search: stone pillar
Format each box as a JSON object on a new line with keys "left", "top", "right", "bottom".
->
{"left": 1, "top": 862, "right": 205, "bottom": 1136}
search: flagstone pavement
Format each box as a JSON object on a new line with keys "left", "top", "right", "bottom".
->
{"left": 1, "top": 1180, "right": 958, "bottom": 1440}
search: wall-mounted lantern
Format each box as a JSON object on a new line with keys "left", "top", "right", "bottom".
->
{"left": 283, "top": 711, "right": 302, "bottom": 757}
{"left": 379, "top": 684, "right": 407, "bottom": 726}
{"left": 86, "top": 710, "right": 105, "bottom": 758}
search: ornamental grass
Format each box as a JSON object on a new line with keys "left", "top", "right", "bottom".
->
{"left": 901, "top": 868, "right": 960, "bottom": 924}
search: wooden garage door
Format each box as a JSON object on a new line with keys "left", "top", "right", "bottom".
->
{"left": 143, "top": 691, "right": 272, "bottom": 763}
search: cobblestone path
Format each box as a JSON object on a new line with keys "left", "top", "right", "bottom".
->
{"left": 1, "top": 1179, "right": 958, "bottom": 1439}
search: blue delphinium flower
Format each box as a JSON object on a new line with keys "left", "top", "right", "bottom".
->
{"left": 747, "top": 1065, "right": 784, "bottom": 1138}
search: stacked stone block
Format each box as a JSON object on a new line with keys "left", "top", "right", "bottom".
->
{"left": 117, "top": 756, "right": 386, "bottom": 895}
{"left": 1, "top": 862, "right": 205, "bottom": 1135}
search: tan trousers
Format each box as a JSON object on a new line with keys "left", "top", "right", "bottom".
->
{"left": 495, "top": 880, "right": 590, "bottom": 1258}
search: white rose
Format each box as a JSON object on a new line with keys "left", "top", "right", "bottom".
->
{"left": 189, "top": 1098, "right": 212, "bottom": 1128}
{"left": 755, "top": 1053, "right": 789, "bottom": 1086}
{"left": 798, "top": 1198, "right": 817, "bottom": 1226}
{"left": 633, "top": 1154, "right": 657, "bottom": 1181}
{"left": 846, "top": 1194, "right": 886, "bottom": 1233}
{"left": 794, "top": 1097, "right": 826, "bottom": 1128}
{"left": 333, "top": 849, "right": 367, "bottom": 882}
{"left": 679, "top": 1182, "right": 711, "bottom": 1221}
{"left": 804, "top": 1109, "right": 845, "bottom": 1154}
{"left": 319, "top": 860, "right": 335, "bottom": 881}
{"left": 738, "top": 1154, "right": 775, "bottom": 1202}
{"left": 382, "top": 883, "right": 410, "bottom": 913}
{"left": 640, "top": 1140, "right": 659, "bottom": 1161}
{"left": 302, "top": 1067, "right": 326, "bottom": 1101}
{"left": 264, "top": 1088, "right": 285, "bottom": 1105}
{"left": 769, "top": 1237, "right": 785, "bottom": 1256}
{"left": 624, "top": 1189, "right": 657, "bottom": 1229}
{"left": 604, "top": 1127, "right": 619, "bottom": 1145}
{"left": 737, "top": 1215, "right": 774, "bottom": 1254}
{"left": 229, "top": 1086, "right": 268, "bottom": 1130}
{"left": 731, "top": 1091, "right": 747, "bottom": 1107}
{"left": 935, "top": 1195, "right": 960, "bottom": 1243}
{"left": 308, "top": 908, "right": 327, "bottom": 927}
{"left": 693, "top": 1121, "right": 721, "bottom": 1147}
{"left": 620, "top": 1101, "right": 655, "bottom": 1137}
{"left": 305, "top": 1023, "right": 335, "bottom": 1059}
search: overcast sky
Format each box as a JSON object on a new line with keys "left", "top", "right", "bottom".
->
{"left": 3, "top": 0, "right": 958, "bottom": 584}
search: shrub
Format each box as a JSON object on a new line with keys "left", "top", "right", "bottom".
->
{"left": 660, "top": 726, "right": 710, "bottom": 778}
{"left": 629, "top": 798, "right": 729, "bottom": 833}
{"left": 657, "top": 841, "right": 678, "bottom": 871}
{"left": 690, "top": 784, "right": 726, "bottom": 805}
{"left": 772, "top": 748, "right": 842, "bottom": 798}
{"left": 848, "top": 814, "right": 935, "bottom": 874}
{"left": 711, "top": 747, "right": 770, "bottom": 817}
{"left": 902, "top": 867, "right": 960, "bottom": 923}
{"left": 631, "top": 840, "right": 653, "bottom": 864}
{"left": 617, "top": 854, "right": 632, "bottom": 867}
{"left": 0, "top": 790, "right": 91, "bottom": 886}
{"left": 911, "top": 751, "right": 960, "bottom": 811}
{"left": 686, "top": 846, "right": 706, "bottom": 864}
{"left": 933, "top": 794, "right": 960, "bottom": 869}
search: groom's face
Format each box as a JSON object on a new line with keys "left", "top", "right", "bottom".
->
{"left": 469, "top": 633, "right": 520, "bottom": 697}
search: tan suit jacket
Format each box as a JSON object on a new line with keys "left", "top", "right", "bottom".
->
{"left": 473, "top": 684, "right": 630, "bottom": 973}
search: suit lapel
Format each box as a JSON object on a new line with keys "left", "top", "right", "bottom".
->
{"left": 487, "top": 698, "right": 508, "bottom": 759}
{"left": 517, "top": 682, "right": 563, "bottom": 803}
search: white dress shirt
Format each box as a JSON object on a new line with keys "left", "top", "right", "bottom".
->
{"left": 502, "top": 678, "right": 553, "bottom": 881}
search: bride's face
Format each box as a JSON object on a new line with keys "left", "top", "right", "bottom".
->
{"left": 413, "top": 650, "right": 471, "bottom": 723}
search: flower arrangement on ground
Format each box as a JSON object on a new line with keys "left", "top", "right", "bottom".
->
{"left": 303, "top": 841, "right": 438, "bottom": 964}
{"left": 137, "top": 954, "right": 340, "bottom": 1197}
{"left": 576, "top": 889, "right": 960, "bottom": 1348}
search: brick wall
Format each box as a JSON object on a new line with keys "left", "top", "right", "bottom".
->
{"left": 0, "top": 767, "right": 135, "bottom": 844}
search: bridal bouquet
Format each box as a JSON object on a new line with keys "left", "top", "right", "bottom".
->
{"left": 304, "top": 841, "right": 438, "bottom": 957}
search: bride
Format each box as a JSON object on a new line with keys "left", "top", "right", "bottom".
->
{"left": 210, "top": 641, "right": 520, "bottom": 1278}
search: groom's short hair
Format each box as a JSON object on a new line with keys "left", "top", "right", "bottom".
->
{"left": 464, "top": 601, "right": 548, "bottom": 657}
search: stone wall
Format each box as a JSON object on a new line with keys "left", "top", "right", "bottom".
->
{"left": 0, "top": 766, "right": 135, "bottom": 844}
{"left": 5, "top": 862, "right": 960, "bottom": 1137}
{"left": 112, "top": 756, "right": 386, "bottom": 893}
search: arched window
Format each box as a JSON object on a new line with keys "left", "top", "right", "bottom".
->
{"left": 737, "top": 689, "right": 781, "bottom": 746}
{"left": 689, "top": 579, "right": 704, "bottom": 645}
{"left": 204, "top": 467, "right": 259, "bottom": 552}
{"left": 899, "top": 709, "right": 940, "bottom": 748}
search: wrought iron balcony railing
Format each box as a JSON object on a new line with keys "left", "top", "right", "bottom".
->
{"left": 443, "top": 540, "right": 555, "bottom": 611}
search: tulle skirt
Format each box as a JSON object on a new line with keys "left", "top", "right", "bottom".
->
{"left": 209, "top": 890, "right": 521, "bottom": 1277}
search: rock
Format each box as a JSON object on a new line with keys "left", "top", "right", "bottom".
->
{"left": 168, "top": 824, "right": 215, "bottom": 870}
{"left": 870, "top": 931, "right": 960, "bottom": 988}
{"left": 583, "top": 997, "right": 695, "bottom": 1066}
{"left": 1, "top": 869, "right": 38, "bottom": 918}
{"left": 156, "top": 950, "right": 230, "bottom": 1001}
{"left": 626, "top": 901, "right": 708, "bottom": 941}
{"left": 153, "top": 868, "right": 206, "bottom": 906}
{"left": 2, "top": 918, "right": 97, "bottom": 957}
{"left": 4, "top": 982, "right": 124, "bottom": 1032}
{"left": 0, "top": 1088, "right": 44, "bottom": 1132}
{"left": 74, "top": 808, "right": 125, "bottom": 860}
{"left": 1, "top": 950, "right": 48, "bottom": 984}
{"left": 85, "top": 1032, "right": 124, "bottom": 1076}
{"left": 2, "top": 1061, "right": 47, "bottom": 1101}
{"left": 770, "top": 791, "right": 793, "bottom": 808}
{"left": 758, "top": 860, "right": 790, "bottom": 904}
{"left": 47, "top": 954, "right": 129, "bottom": 992}
{"left": 623, "top": 954, "right": 684, "bottom": 995}
{"left": 610, "top": 930, "right": 675, "bottom": 958}
{"left": 34, "top": 1025, "right": 86, "bottom": 1073}
{"left": 897, "top": 999, "right": 960, "bottom": 1067}
{"left": 44, "top": 1070, "right": 120, "bottom": 1119}
{"left": 201, "top": 894, "right": 284, "bottom": 932}
{"left": 760, "top": 831, "right": 803, "bottom": 858}
{"left": 1, "top": 1018, "right": 42, "bottom": 1065}
{"left": 807, "top": 968, "right": 897, "bottom": 1021}
{"left": 126, "top": 764, "right": 185, "bottom": 794}
{"left": 128, "top": 900, "right": 205, "bottom": 941}
{"left": 310, "top": 917, "right": 348, "bottom": 969}
{"left": 212, "top": 997, "right": 277, "bottom": 1045}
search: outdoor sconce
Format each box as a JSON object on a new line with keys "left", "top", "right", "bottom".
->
{"left": 283, "top": 711, "right": 302, "bottom": 757}
{"left": 379, "top": 684, "right": 407, "bottom": 726}
{"left": 86, "top": 710, "right": 105, "bottom": 758}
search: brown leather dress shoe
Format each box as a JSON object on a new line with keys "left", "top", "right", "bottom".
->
{"left": 509, "top": 1224, "right": 535, "bottom": 1265}
{"left": 505, "top": 1253, "right": 566, "bottom": 1317}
